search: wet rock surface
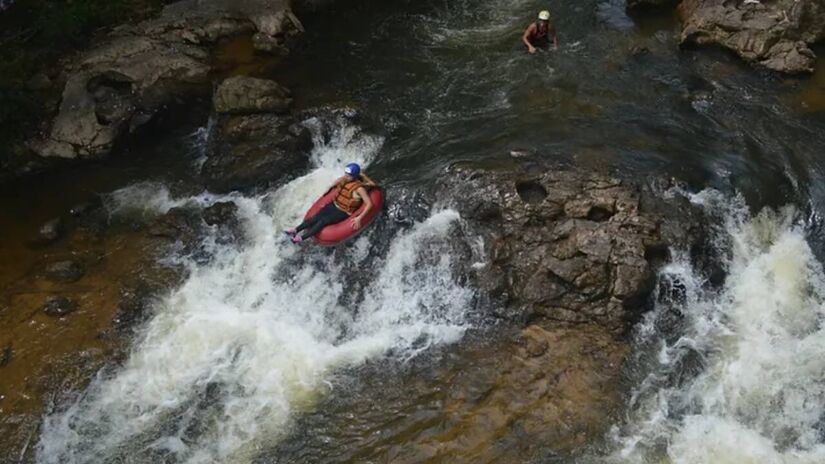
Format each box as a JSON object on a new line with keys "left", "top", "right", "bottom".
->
{"left": 678, "top": 0, "right": 825, "bottom": 73}
{"left": 265, "top": 325, "right": 627, "bottom": 463}
{"left": 30, "top": 0, "right": 301, "bottom": 160}
{"left": 43, "top": 296, "right": 79, "bottom": 317}
{"left": 148, "top": 206, "right": 205, "bottom": 247}
{"left": 214, "top": 76, "right": 293, "bottom": 114}
{"left": 203, "top": 201, "right": 245, "bottom": 244}
{"left": 201, "top": 113, "right": 312, "bottom": 193}
{"left": 43, "top": 260, "right": 85, "bottom": 283}
{"left": 442, "top": 166, "right": 706, "bottom": 334}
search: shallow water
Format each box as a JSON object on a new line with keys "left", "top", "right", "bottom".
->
{"left": 2, "top": 0, "right": 825, "bottom": 462}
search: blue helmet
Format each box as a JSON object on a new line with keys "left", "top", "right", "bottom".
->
{"left": 344, "top": 163, "right": 361, "bottom": 177}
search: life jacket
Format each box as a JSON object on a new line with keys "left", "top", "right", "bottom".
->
{"left": 333, "top": 179, "right": 364, "bottom": 214}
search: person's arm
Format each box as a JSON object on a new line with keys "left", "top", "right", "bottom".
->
{"left": 552, "top": 26, "right": 558, "bottom": 50}
{"left": 351, "top": 187, "right": 373, "bottom": 230}
{"left": 522, "top": 24, "right": 537, "bottom": 54}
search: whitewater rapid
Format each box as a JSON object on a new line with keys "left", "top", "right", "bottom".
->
{"left": 604, "top": 190, "right": 825, "bottom": 464}
{"left": 37, "top": 118, "right": 474, "bottom": 463}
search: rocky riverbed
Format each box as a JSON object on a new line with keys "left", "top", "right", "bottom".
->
{"left": 2, "top": 0, "right": 825, "bottom": 462}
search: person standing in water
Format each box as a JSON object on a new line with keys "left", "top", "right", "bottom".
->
{"left": 286, "top": 163, "right": 377, "bottom": 244}
{"left": 522, "top": 10, "right": 558, "bottom": 54}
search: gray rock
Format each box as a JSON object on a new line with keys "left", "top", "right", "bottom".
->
{"left": 440, "top": 166, "right": 706, "bottom": 334}
{"left": 44, "top": 260, "right": 85, "bottom": 283}
{"left": 43, "top": 296, "right": 78, "bottom": 317}
{"left": 201, "top": 113, "right": 312, "bottom": 193}
{"left": 252, "top": 32, "right": 289, "bottom": 55}
{"left": 203, "top": 201, "right": 239, "bottom": 226}
{"left": 213, "top": 76, "right": 292, "bottom": 114}
{"left": 112, "top": 284, "right": 153, "bottom": 333}
{"left": 148, "top": 207, "right": 204, "bottom": 247}
{"left": 678, "top": 0, "right": 825, "bottom": 74}
{"left": 30, "top": 0, "right": 301, "bottom": 159}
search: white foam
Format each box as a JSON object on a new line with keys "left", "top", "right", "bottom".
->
{"left": 608, "top": 193, "right": 825, "bottom": 463}
{"left": 37, "top": 120, "right": 472, "bottom": 464}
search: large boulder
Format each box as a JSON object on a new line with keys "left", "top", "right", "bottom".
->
{"left": 214, "top": 76, "right": 293, "bottom": 114}
{"left": 201, "top": 113, "right": 312, "bottom": 193}
{"left": 441, "top": 166, "right": 705, "bottom": 334}
{"left": 30, "top": 0, "right": 302, "bottom": 159}
{"left": 678, "top": 0, "right": 825, "bottom": 74}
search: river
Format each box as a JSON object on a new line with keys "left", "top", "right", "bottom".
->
{"left": 3, "top": 0, "right": 825, "bottom": 462}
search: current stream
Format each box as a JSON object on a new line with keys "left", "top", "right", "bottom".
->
{"left": 9, "top": 0, "right": 825, "bottom": 463}
{"left": 36, "top": 119, "right": 476, "bottom": 463}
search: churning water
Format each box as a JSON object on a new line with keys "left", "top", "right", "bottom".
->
{"left": 36, "top": 120, "right": 475, "bottom": 464}
{"left": 25, "top": 0, "right": 825, "bottom": 462}
{"left": 601, "top": 191, "right": 825, "bottom": 464}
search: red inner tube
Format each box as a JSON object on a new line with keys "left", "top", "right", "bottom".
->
{"left": 303, "top": 187, "right": 384, "bottom": 246}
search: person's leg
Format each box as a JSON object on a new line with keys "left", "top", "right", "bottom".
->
{"left": 299, "top": 204, "right": 349, "bottom": 239}
{"left": 293, "top": 213, "right": 321, "bottom": 234}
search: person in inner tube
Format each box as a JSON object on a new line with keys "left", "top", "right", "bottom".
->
{"left": 286, "top": 163, "right": 377, "bottom": 244}
{"left": 522, "top": 10, "right": 558, "bottom": 54}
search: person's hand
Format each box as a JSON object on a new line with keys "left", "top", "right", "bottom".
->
{"left": 528, "top": 46, "right": 537, "bottom": 54}
{"left": 352, "top": 217, "right": 362, "bottom": 230}
{"left": 553, "top": 45, "right": 558, "bottom": 51}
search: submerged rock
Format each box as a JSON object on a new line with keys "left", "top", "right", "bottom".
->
{"left": 43, "top": 296, "right": 79, "bottom": 317}
{"left": 44, "top": 260, "right": 85, "bottom": 283}
{"left": 30, "top": 0, "right": 302, "bottom": 159}
{"left": 0, "top": 344, "right": 11, "bottom": 367}
{"left": 203, "top": 201, "right": 239, "bottom": 226}
{"left": 678, "top": 0, "right": 825, "bottom": 74}
{"left": 441, "top": 165, "right": 705, "bottom": 334}
{"left": 214, "top": 76, "right": 292, "bottom": 114}
{"left": 204, "top": 201, "right": 245, "bottom": 243}
{"left": 34, "top": 217, "right": 65, "bottom": 245}
{"left": 148, "top": 206, "right": 204, "bottom": 248}
{"left": 267, "top": 325, "right": 627, "bottom": 463}
{"left": 419, "top": 325, "right": 628, "bottom": 460}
